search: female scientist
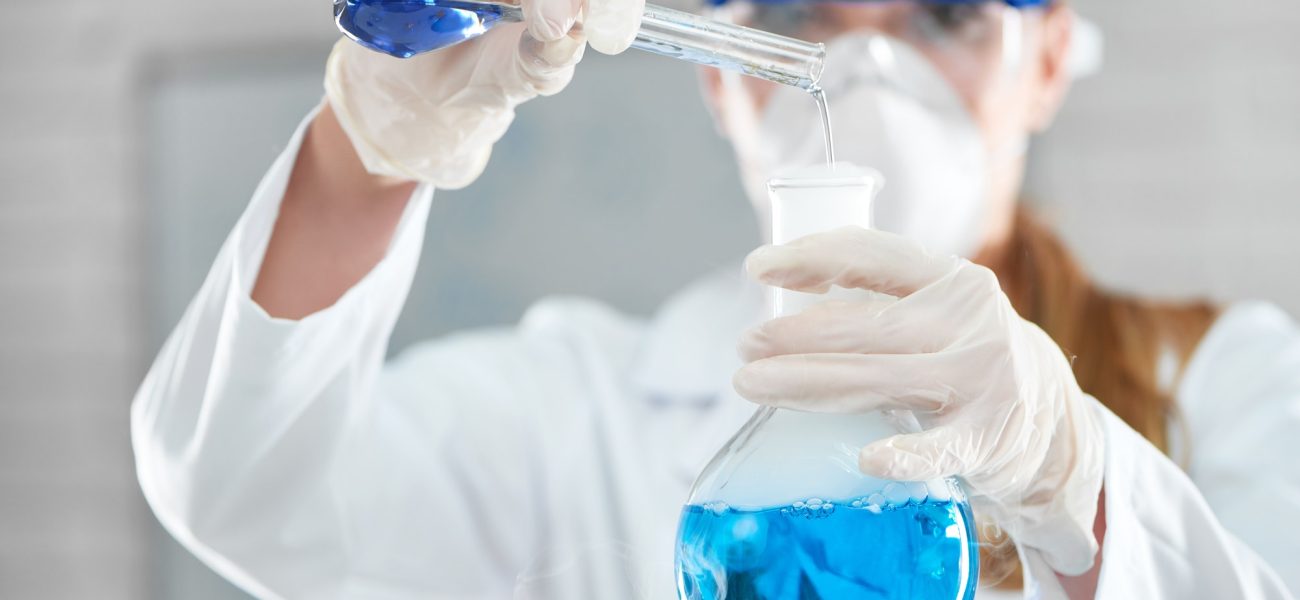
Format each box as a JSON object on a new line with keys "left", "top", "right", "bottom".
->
{"left": 131, "top": 0, "right": 1299, "bottom": 597}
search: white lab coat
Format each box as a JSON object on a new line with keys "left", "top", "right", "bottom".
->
{"left": 132, "top": 113, "right": 1300, "bottom": 600}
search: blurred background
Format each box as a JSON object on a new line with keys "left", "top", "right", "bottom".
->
{"left": 1, "top": 0, "right": 1297, "bottom": 597}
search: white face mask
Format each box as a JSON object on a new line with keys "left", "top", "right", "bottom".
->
{"left": 728, "top": 33, "right": 992, "bottom": 258}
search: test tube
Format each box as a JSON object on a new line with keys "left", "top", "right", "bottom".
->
{"left": 336, "top": 0, "right": 826, "bottom": 91}
{"left": 508, "top": 2, "right": 826, "bottom": 89}
{"left": 631, "top": 4, "right": 826, "bottom": 90}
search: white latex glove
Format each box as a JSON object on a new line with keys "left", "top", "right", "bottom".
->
{"left": 324, "top": 0, "right": 645, "bottom": 188}
{"left": 733, "top": 226, "right": 1106, "bottom": 576}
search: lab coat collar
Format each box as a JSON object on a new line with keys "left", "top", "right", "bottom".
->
{"left": 630, "top": 264, "right": 767, "bottom": 407}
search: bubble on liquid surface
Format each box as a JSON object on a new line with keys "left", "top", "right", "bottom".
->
{"left": 883, "top": 482, "right": 910, "bottom": 506}
{"left": 865, "top": 493, "right": 886, "bottom": 514}
{"left": 785, "top": 497, "right": 837, "bottom": 519}
{"left": 907, "top": 482, "right": 930, "bottom": 504}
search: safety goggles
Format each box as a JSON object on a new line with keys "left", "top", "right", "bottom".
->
{"left": 713, "top": 0, "right": 1041, "bottom": 101}
{"left": 708, "top": 0, "right": 1050, "bottom": 10}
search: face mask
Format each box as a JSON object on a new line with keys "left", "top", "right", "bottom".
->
{"left": 730, "top": 32, "right": 991, "bottom": 258}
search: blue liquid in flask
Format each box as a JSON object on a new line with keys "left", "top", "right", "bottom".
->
{"left": 335, "top": 0, "right": 510, "bottom": 58}
{"left": 676, "top": 495, "right": 978, "bottom": 600}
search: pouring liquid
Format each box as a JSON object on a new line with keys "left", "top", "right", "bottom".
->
{"left": 810, "top": 87, "right": 836, "bottom": 167}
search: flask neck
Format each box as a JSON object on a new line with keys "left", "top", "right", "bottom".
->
{"left": 766, "top": 163, "right": 881, "bottom": 318}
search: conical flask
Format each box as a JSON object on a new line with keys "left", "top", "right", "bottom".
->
{"left": 674, "top": 164, "right": 979, "bottom": 600}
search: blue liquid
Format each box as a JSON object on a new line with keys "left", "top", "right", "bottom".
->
{"left": 334, "top": 0, "right": 509, "bottom": 58}
{"left": 676, "top": 499, "right": 978, "bottom": 600}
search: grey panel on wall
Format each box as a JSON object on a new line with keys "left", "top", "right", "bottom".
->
{"left": 142, "top": 44, "right": 753, "bottom": 598}
{"left": 396, "top": 52, "right": 758, "bottom": 351}
{"left": 142, "top": 45, "right": 331, "bottom": 600}
{"left": 143, "top": 48, "right": 756, "bottom": 353}
{"left": 143, "top": 46, "right": 337, "bottom": 347}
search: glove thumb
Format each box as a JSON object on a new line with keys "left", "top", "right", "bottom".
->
{"left": 585, "top": 0, "right": 644, "bottom": 54}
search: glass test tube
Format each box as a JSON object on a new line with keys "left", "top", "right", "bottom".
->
{"left": 459, "top": 1, "right": 826, "bottom": 90}
{"left": 630, "top": 4, "right": 825, "bottom": 90}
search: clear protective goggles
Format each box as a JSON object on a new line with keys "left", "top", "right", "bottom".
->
{"left": 713, "top": 0, "right": 1044, "bottom": 101}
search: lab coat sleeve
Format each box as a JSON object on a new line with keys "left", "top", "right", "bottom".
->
{"left": 130, "top": 107, "right": 439, "bottom": 599}
{"left": 1021, "top": 303, "right": 1299, "bottom": 599}
{"left": 1169, "top": 303, "right": 1300, "bottom": 594}
{"left": 1087, "top": 403, "right": 1293, "bottom": 599}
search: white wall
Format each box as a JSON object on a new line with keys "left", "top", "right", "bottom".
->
{"left": 1, "top": 0, "right": 1298, "bottom": 598}
{"left": 0, "top": 2, "right": 334, "bottom": 597}
{"left": 1027, "top": 2, "right": 1300, "bottom": 313}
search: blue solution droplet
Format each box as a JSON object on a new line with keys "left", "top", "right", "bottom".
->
{"left": 336, "top": 0, "right": 508, "bottom": 58}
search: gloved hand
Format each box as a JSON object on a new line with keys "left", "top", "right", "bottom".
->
{"left": 733, "top": 226, "right": 1106, "bottom": 576}
{"left": 324, "top": 0, "right": 644, "bottom": 188}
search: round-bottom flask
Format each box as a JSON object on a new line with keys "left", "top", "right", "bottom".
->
{"left": 674, "top": 164, "right": 978, "bottom": 600}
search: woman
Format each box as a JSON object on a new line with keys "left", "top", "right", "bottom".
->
{"left": 132, "top": 0, "right": 1299, "bottom": 598}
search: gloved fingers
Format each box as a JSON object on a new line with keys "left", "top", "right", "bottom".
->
{"left": 746, "top": 226, "right": 958, "bottom": 297}
{"left": 523, "top": 0, "right": 584, "bottom": 42}
{"left": 857, "top": 427, "right": 976, "bottom": 481}
{"left": 585, "top": 0, "right": 644, "bottom": 54}
{"left": 733, "top": 353, "right": 961, "bottom": 414}
{"left": 515, "top": 28, "right": 587, "bottom": 96}
{"left": 738, "top": 296, "right": 969, "bottom": 362}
